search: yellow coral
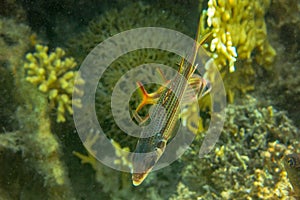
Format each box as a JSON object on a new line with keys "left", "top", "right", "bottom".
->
{"left": 204, "top": 0, "right": 276, "bottom": 70}
{"left": 111, "top": 139, "right": 132, "bottom": 169}
{"left": 200, "top": 0, "right": 277, "bottom": 103}
{"left": 74, "top": 134, "right": 132, "bottom": 171}
{"left": 253, "top": 169, "right": 292, "bottom": 199}
{"left": 24, "top": 44, "right": 84, "bottom": 122}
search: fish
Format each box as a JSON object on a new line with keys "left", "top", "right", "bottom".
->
{"left": 283, "top": 153, "right": 300, "bottom": 198}
{"left": 131, "top": 20, "right": 212, "bottom": 186}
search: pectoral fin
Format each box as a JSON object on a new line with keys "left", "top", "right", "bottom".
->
{"left": 182, "top": 75, "right": 211, "bottom": 104}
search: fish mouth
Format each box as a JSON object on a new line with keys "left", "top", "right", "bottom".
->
{"left": 132, "top": 167, "right": 153, "bottom": 186}
{"left": 131, "top": 149, "right": 159, "bottom": 186}
{"left": 131, "top": 140, "right": 166, "bottom": 186}
{"left": 132, "top": 172, "right": 147, "bottom": 186}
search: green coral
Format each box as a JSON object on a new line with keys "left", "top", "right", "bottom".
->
{"left": 24, "top": 44, "right": 84, "bottom": 122}
{"left": 68, "top": 2, "right": 191, "bottom": 148}
{"left": 68, "top": 2, "right": 190, "bottom": 62}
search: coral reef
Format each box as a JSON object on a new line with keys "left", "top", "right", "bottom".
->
{"left": 172, "top": 95, "right": 299, "bottom": 199}
{"left": 24, "top": 44, "right": 84, "bottom": 122}
{"left": 70, "top": 1, "right": 299, "bottom": 199}
{"left": 0, "top": 0, "right": 299, "bottom": 199}
{"left": 73, "top": 95, "right": 299, "bottom": 199}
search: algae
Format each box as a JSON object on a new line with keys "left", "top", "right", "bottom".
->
{"left": 0, "top": 17, "right": 75, "bottom": 199}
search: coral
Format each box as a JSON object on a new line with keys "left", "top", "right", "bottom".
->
{"left": 204, "top": 0, "right": 276, "bottom": 69}
{"left": 24, "top": 44, "right": 84, "bottom": 122}
{"left": 169, "top": 182, "right": 197, "bottom": 200}
{"left": 68, "top": 2, "right": 190, "bottom": 62}
{"left": 73, "top": 93, "right": 299, "bottom": 199}
{"left": 68, "top": 2, "right": 191, "bottom": 149}
{"left": 1, "top": 1, "right": 299, "bottom": 199}
{"left": 283, "top": 153, "right": 300, "bottom": 198}
{"left": 251, "top": 142, "right": 296, "bottom": 199}
{"left": 174, "top": 95, "right": 299, "bottom": 199}
{"left": 73, "top": 131, "right": 181, "bottom": 199}
{"left": 200, "top": 0, "right": 277, "bottom": 102}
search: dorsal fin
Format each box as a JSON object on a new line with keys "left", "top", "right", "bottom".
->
{"left": 178, "top": 16, "right": 212, "bottom": 77}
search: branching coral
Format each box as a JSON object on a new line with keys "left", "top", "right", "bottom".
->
{"left": 205, "top": 0, "right": 276, "bottom": 69}
{"left": 24, "top": 44, "right": 84, "bottom": 122}
{"left": 169, "top": 182, "right": 197, "bottom": 200}
{"left": 200, "top": 0, "right": 277, "bottom": 102}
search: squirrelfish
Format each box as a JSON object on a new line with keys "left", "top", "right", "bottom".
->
{"left": 131, "top": 20, "right": 211, "bottom": 186}
{"left": 284, "top": 153, "right": 300, "bottom": 198}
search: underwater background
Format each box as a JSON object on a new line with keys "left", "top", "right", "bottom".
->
{"left": 0, "top": 0, "right": 299, "bottom": 199}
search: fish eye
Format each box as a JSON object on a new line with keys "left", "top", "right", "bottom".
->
{"left": 156, "top": 140, "right": 166, "bottom": 149}
{"left": 204, "top": 81, "right": 211, "bottom": 91}
{"left": 200, "top": 79, "right": 212, "bottom": 97}
{"left": 287, "top": 157, "right": 296, "bottom": 167}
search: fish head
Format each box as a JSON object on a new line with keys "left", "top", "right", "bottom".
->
{"left": 284, "top": 153, "right": 300, "bottom": 169}
{"left": 132, "top": 140, "right": 166, "bottom": 186}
